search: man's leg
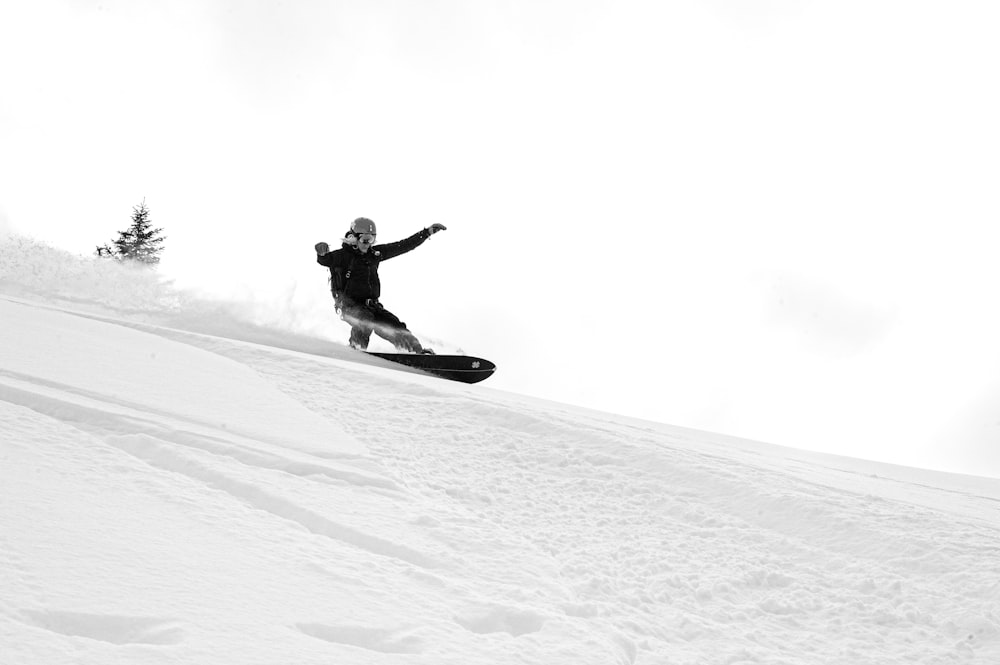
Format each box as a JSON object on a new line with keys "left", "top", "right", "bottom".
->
{"left": 349, "top": 324, "right": 373, "bottom": 350}
{"left": 340, "top": 303, "right": 375, "bottom": 350}
{"left": 370, "top": 306, "right": 425, "bottom": 353}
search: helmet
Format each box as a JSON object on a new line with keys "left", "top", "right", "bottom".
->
{"left": 351, "top": 218, "right": 376, "bottom": 235}
{"left": 348, "top": 217, "right": 377, "bottom": 252}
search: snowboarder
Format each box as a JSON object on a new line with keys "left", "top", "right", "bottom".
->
{"left": 315, "top": 217, "right": 447, "bottom": 353}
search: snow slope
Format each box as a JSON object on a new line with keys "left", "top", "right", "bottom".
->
{"left": 2, "top": 237, "right": 999, "bottom": 664}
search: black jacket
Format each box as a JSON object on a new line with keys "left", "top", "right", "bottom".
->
{"left": 317, "top": 229, "right": 431, "bottom": 304}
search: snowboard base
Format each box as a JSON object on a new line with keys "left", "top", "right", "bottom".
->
{"left": 365, "top": 352, "right": 496, "bottom": 384}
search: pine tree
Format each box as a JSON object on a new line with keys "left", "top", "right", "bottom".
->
{"left": 96, "top": 199, "right": 166, "bottom": 265}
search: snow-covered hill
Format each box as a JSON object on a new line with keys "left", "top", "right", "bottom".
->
{"left": 2, "top": 236, "right": 999, "bottom": 664}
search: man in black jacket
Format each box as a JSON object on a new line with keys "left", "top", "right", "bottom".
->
{"left": 315, "top": 217, "right": 447, "bottom": 352}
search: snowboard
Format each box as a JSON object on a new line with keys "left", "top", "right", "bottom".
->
{"left": 365, "top": 352, "right": 496, "bottom": 384}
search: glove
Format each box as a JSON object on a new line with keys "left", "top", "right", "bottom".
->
{"left": 315, "top": 242, "right": 330, "bottom": 255}
{"left": 427, "top": 223, "right": 447, "bottom": 235}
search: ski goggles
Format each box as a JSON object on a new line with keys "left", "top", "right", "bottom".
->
{"left": 356, "top": 233, "right": 376, "bottom": 244}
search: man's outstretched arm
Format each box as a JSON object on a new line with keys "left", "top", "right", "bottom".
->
{"left": 378, "top": 224, "right": 448, "bottom": 261}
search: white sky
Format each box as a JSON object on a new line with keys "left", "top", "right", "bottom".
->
{"left": 2, "top": 0, "right": 999, "bottom": 477}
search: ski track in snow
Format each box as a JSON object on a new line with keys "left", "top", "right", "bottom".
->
{"left": 1, "top": 244, "right": 999, "bottom": 664}
{"left": 19, "top": 610, "right": 186, "bottom": 646}
{"left": 172, "top": 320, "right": 1000, "bottom": 664}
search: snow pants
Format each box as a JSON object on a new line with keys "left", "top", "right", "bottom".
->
{"left": 339, "top": 299, "right": 424, "bottom": 353}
